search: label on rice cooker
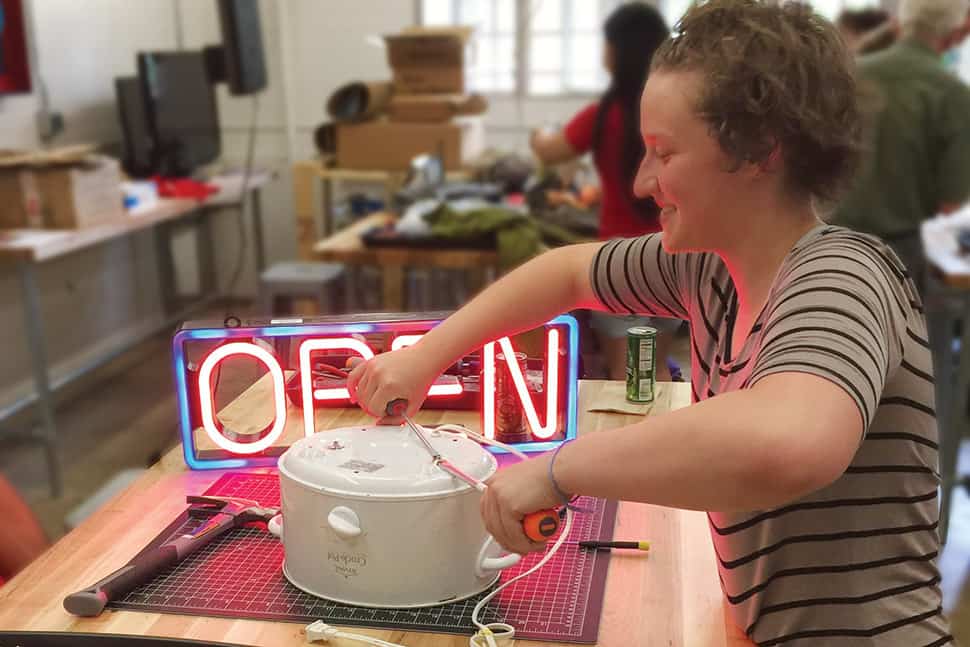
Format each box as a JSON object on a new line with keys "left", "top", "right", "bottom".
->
{"left": 338, "top": 459, "right": 385, "bottom": 473}
{"left": 327, "top": 550, "right": 368, "bottom": 579}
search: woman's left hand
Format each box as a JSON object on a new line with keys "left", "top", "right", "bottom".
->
{"left": 481, "top": 453, "right": 563, "bottom": 555}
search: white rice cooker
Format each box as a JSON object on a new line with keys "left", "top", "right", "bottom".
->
{"left": 269, "top": 424, "right": 522, "bottom": 608}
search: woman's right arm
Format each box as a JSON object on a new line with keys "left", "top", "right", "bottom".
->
{"left": 347, "top": 241, "right": 606, "bottom": 418}
{"left": 530, "top": 128, "right": 580, "bottom": 165}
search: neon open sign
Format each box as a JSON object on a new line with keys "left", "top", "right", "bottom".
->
{"left": 172, "top": 313, "right": 579, "bottom": 470}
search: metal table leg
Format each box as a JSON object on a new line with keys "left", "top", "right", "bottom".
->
{"left": 941, "top": 291, "right": 970, "bottom": 543}
{"left": 154, "top": 222, "right": 178, "bottom": 316}
{"left": 196, "top": 210, "right": 218, "bottom": 297}
{"left": 251, "top": 188, "right": 266, "bottom": 274}
{"left": 321, "top": 177, "right": 334, "bottom": 237}
{"left": 17, "top": 261, "right": 62, "bottom": 497}
{"left": 927, "top": 274, "right": 967, "bottom": 544}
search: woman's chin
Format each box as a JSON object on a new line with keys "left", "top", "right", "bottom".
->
{"left": 660, "top": 232, "right": 680, "bottom": 253}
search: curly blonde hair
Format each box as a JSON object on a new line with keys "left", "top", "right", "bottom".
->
{"left": 651, "top": 0, "right": 862, "bottom": 207}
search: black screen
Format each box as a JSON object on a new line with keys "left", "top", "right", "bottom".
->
{"left": 114, "top": 77, "right": 154, "bottom": 177}
{"left": 218, "top": 0, "right": 267, "bottom": 95}
{"left": 138, "top": 51, "right": 221, "bottom": 177}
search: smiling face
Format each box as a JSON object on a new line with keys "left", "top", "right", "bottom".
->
{"left": 634, "top": 69, "right": 754, "bottom": 254}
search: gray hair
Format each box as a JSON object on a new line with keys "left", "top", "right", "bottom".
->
{"left": 899, "top": 0, "right": 969, "bottom": 40}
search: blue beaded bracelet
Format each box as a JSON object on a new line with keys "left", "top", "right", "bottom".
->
{"left": 548, "top": 441, "right": 591, "bottom": 513}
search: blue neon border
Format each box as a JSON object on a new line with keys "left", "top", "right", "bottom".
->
{"left": 487, "top": 314, "right": 579, "bottom": 455}
{"left": 172, "top": 315, "right": 579, "bottom": 469}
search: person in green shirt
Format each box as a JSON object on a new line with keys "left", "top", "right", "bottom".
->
{"left": 832, "top": 0, "right": 970, "bottom": 289}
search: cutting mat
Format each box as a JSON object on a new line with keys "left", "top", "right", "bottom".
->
{"left": 108, "top": 472, "right": 618, "bottom": 643}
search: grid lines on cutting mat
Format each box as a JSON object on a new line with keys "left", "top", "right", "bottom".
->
{"left": 109, "top": 472, "right": 616, "bottom": 643}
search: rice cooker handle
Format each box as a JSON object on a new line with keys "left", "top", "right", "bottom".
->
{"left": 479, "top": 552, "right": 521, "bottom": 573}
{"left": 327, "top": 506, "right": 363, "bottom": 539}
{"left": 267, "top": 513, "right": 283, "bottom": 539}
{"left": 476, "top": 537, "right": 522, "bottom": 578}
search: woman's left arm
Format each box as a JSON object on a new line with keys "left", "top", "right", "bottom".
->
{"left": 483, "top": 372, "right": 861, "bottom": 554}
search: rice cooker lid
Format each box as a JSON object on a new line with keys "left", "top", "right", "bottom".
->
{"left": 279, "top": 425, "right": 497, "bottom": 497}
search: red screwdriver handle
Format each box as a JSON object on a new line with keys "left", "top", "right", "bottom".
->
{"left": 522, "top": 508, "right": 560, "bottom": 541}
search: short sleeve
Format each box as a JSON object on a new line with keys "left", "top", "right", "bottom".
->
{"left": 589, "top": 234, "right": 691, "bottom": 320}
{"left": 935, "top": 85, "right": 970, "bottom": 206}
{"left": 563, "top": 103, "right": 599, "bottom": 155}
{"left": 747, "top": 233, "right": 907, "bottom": 433}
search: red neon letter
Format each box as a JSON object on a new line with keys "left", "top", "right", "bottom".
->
{"left": 391, "top": 334, "right": 462, "bottom": 397}
{"left": 198, "top": 342, "right": 287, "bottom": 454}
{"left": 299, "top": 337, "right": 375, "bottom": 436}
{"left": 482, "top": 330, "right": 560, "bottom": 440}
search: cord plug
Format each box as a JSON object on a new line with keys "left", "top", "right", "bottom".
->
{"left": 305, "top": 620, "right": 341, "bottom": 643}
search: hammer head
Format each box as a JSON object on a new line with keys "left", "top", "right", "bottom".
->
{"left": 186, "top": 495, "right": 278, "bottom": 523}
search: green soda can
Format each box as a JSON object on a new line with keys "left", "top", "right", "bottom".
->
{"left": 626, "top": 326, "right": 657, "bottom": 403}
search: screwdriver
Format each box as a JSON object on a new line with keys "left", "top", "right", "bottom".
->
{"left": 387, "top": 398, "right": 561, "bottom": 543}
{"left": 577, "top": 540, "right": 650, "bottom": 551}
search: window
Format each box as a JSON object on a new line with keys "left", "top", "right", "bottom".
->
{"left": 806, "top": 0, "right": 880, "bottom": 21}
{"left": 423, "top": 0, "right": 883, "bottom": 95}
{"left": 420, "top": 0, "right": 621, "bottom": 95}
{"left": 656, "top": 0, "right": 883, "bottom": 26}
{"left": 421, "top": 0, "right": 517, "bottom": 92}
{"left": 527, "top": 0, "right": 623, "bottom": 95}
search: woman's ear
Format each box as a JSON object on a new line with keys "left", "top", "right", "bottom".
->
{"left": 755, "top": 144, "right": 783, "bottom": 176}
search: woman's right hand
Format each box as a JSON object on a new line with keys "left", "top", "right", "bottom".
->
{"left": 346, "top": 346, "right": 439, "bottom": 420}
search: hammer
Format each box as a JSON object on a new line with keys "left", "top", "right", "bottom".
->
{"left": 63, "top": 495, "right": 278, "bottom": 617}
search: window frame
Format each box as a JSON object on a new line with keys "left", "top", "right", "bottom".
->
{"left": 417, "top": 0, "right": 886, "bottom": 98}
{"left": 417, "top": 0, "right": 612, "bottom": 99}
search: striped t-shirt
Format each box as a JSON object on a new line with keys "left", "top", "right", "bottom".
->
{"left": 590, "top": 224, "right": 950, "bottom": 646}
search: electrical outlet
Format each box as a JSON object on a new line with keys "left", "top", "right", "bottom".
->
{"left": 36, "top": 108, "right": 64, "bottom": 141}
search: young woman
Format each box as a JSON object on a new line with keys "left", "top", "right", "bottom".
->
{"left": 350, "top": 1, "right": 950, "bottom": 643}
{"left": 530, "top": 3, "right": 681, "bottom": 381}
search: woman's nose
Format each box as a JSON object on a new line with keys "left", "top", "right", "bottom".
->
{"left": 633, "top": 162, "right": 657, "bottom": 199}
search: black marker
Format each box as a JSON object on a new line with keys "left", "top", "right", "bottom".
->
{"left": 578, "top": 540, "right": 650, "bottom": 551}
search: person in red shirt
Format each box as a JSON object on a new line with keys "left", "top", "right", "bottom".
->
{"left": 530, "top": 3, "right": 680, "bottom": 380}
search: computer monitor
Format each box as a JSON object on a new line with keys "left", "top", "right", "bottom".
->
{"left": 137, "top": 51, "right": 221, "bottom": 177}
{"left": 114, "top": 77, "right": 154, "bottom": 178}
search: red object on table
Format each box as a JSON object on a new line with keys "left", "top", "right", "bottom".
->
{"left": 153, "top": 176, "right": 220, "bottom": 201}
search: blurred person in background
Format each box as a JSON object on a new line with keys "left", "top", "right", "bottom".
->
{"left": 833, "top": 0, "right": 970, "bottom": 291}
{"left": 837, "top": 7, "right": 899, "bottom": 54}
{"left": 529, "top": 3, "right": 682, "bottom": 381}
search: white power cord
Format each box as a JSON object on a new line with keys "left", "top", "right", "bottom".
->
{"left": 305, "top": 621, "right": 406, "bottom": 647}
{"left": 468, "top": 507, "right": 573, "bottom": 647}
{"left": 304, "top": 423, "right": 570, "bottom": 647}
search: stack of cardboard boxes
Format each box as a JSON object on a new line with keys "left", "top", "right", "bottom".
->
{"left": 0, "top": 145, "right": 126, "bottom": 230}
{"left": 336, "top": 27, "right": 486, "bottom": 172}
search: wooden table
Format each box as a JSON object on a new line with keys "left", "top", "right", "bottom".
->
{"left": 312, "top": 212, "right": 500, "bottom": 311}
{"left": 0, "top": 381, "right": 752, "bottom": 646}
{"left": 922, "top": 207, "right": 970, "bottom": 542}
{"left": 0, "top": 171, "right": 272, "bottom": 496}
{"left": 292, "top": 158, "right": 471, "bottom": 240}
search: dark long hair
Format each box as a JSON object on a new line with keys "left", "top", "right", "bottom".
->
{"left": 592, "top": 4, "right": 669, "bottom": 221}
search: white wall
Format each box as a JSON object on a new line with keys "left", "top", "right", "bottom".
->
{"left": 0, "top": 0, "right": 181, "bottom": 404}
{"left": 0, "top": 0, "right": 425, "bottom": 407}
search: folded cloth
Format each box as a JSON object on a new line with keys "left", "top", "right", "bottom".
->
{"left": 586, "top": 381, "right": 654, "bottom": 416}
{"left": 424, "top": 203, "right": 588, "bottom": 270}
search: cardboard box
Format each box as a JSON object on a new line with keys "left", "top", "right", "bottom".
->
{"left": 336, "top": 117, "right": 485, "bottom": 171}
{"left": 0, "top": 147, "right": 125, "bottom": 230}
{"left": 387, "top": 93, "right": 488, "bottom": 123}
{"left": 385, "top": 26, "right": 471, "bottom": 94}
